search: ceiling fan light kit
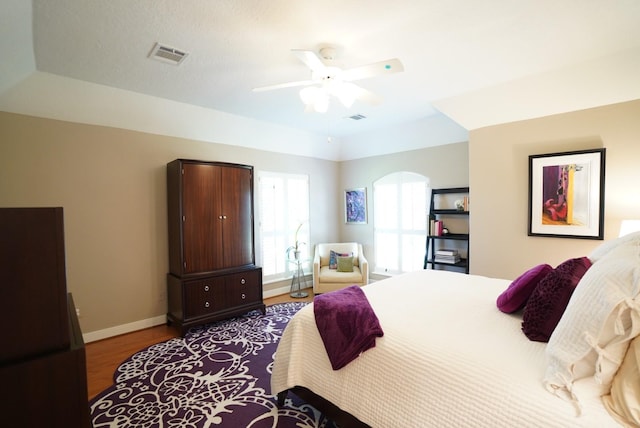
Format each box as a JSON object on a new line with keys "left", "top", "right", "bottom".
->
{"left": 299, "top": 80, "right": 360, "bottom": 113}
{"left": 253, "top": 47, "right": 403, "bottom": 113}
{"left": 300, "top": 86, "right": 330, "bottom": 113}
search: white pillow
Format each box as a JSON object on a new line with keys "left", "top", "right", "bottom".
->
{"left": 589, "top": 231, "right": 640, "bottom": 263}
{"left": 544, "top": 241, "right": 640, "bottom": 403}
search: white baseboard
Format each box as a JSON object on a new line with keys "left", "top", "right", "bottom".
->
{"left": 263, "top": 284, "right": 296, "bottom": 299}
{"left": 84, "top": 283, "right": 314, "bottom": 343}
{"left": 84, "top": 277, "right": 377, "bottom": 344}
{"left": 83, "top": 314, "right": 167, "bottom": 344}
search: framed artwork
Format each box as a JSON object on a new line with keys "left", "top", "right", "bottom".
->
{"left": 345, "top": 188, "right": 367, "bottom": 224}
{"left": 528, "top": 148, "right": 605, "bottom": 239}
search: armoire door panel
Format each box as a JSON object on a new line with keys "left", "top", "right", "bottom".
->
{"left": 182, "top": 163, "right": 224, "bottom": 273}
{"left": 220, "top": 166, "right": 254, "bottom": 267}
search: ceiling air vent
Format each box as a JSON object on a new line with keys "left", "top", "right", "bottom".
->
{"left": 347, "top": 114, "right": 367, "bottom": 121}
{"left": 149, "top": 43, "right": 189, "bottom": 65}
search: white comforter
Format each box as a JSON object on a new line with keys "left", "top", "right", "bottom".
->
{"left": 271, "top": 269, "right": 618, "bottom": 427}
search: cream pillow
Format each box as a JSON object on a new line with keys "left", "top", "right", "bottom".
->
{"left": 603, "top": 335, "right": 640, "bottom": 427}
{"left": 589, "top": 231, "right": 640, "bottom": 263}
{"left": 544, "top": 241, "right": 640, "bottom": 402}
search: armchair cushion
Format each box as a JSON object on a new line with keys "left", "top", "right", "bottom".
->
{"left": 319, "top": 266, "right": 362, "bottom": 283}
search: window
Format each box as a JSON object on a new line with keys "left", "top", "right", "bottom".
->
{"left": 373, "top": 172, "right": 429, "bottom": 275}
{"left": 257, "top": 171, "right": 310, "bottom": 282}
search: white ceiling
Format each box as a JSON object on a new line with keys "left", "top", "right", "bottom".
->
{"left": 2, "top": 0, "right": 640, "bottom": 148}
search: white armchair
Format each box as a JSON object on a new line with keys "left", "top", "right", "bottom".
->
{"left": 313, "top": 242, "right": 369, "bottom": 294}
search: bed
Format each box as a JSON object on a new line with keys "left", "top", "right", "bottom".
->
{"left": 272, "top": 233, "right": 640, "bottom": 427}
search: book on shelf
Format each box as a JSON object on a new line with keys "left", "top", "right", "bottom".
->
{"left": 434, "top": 254, "right": 461, "bottom": 264}
{"left": 430, "top": 220, "right": 444, "bottom": 236}
{"left": 435, "top": 249, "right": 458, "bottom": 256}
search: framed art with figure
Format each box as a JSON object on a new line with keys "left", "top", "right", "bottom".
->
{"left": 345, "top": 188, "right": 367, "bottom": 224}
{"left": 528, "top": 148, "right": 605, "bottom": 239}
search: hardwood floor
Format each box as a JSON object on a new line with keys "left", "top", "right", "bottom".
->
{"left": 85, "top": 288, "right": 314, "bottom": 399}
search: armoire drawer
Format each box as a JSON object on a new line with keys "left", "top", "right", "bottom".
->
{"left": 167, "top": 268, "right": 264, "bottom": 330}
{"left": 183, "top": 277, "right": 226, "bottom": 318}
{"left": 225, "top": 268, "right": 262, "bottom": 307}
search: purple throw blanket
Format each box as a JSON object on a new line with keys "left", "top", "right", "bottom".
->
{"left": 313, "top": 285, "right": 384, "bottom": 370}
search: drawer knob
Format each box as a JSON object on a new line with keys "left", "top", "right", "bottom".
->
{"left": 204, "top": 285, "right": 210, "bottom": 292}
{"left": 241, "top": 278, "right": 246, "bottom": 285}
{"left": 204, "top": 301, "right": 210, "bottom": 308}
{"left": 241, "top": 293, "right": 246, "bottom": 300}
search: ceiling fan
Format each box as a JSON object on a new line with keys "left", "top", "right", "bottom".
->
{"left": 253, "top": 47, "right": 404, "bottom": 113}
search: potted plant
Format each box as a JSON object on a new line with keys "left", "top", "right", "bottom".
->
{"left": 286, "top": 223, "right": 306, "bottom": 260}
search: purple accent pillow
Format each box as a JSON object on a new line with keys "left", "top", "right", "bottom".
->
{"left": 522, "top": 256, "right": 592, "bottom": 342}
{"left": 496, "top": 264, "right": 554, "bottom": 313}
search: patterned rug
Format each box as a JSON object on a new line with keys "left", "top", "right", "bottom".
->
{"left": 90, "top": 302, "right": 337, "bottom": 428}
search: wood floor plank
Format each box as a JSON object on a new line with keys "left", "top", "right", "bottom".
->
{"left": 86, "top": 289, "right": 313, "bottom": 399}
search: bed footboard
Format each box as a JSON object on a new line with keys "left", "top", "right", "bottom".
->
{"left": 277, "top": 386, "right": 370, "bottom": 428}
{"left": 276, "top": 390, "right": 288, "bottom": 407}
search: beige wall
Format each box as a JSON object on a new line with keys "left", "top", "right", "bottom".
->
{"left": 7, "top": 98, "right": 637, "bottom": 336}
{"left": 338, "top": 142, "right": 469, "bottom": 272}
{"left": 470, "top": 99, "right": 640, "bottom": 279}
{"left": 0, "top": 111, "right": 469, "bottom": 336}
{"left": 0, "top": 112, "right": 338, "bottom": 334}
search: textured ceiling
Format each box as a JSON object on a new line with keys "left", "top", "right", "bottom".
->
{"left": 6, "top": 1, "right": 640, "bottom": 138}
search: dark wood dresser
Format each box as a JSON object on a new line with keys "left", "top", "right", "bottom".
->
{"left": 0, "top": 207, "right": 91, "bottom": 428}
{"left": 166, "top": 159, "right": 265, "bottom": 334}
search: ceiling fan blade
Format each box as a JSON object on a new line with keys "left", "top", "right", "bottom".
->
{"left": 252, "top": 80, "right": 315, "bottom": 92}
{"left": 291, "top": 49, "right": 327, "bottom": 72}
{"left": 340, "top": 58, "right": 404, "bottom": 82}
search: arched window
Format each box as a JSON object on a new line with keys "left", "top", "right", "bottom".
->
{"left": 373, "top": 171, "right": 430, "bottom": 275}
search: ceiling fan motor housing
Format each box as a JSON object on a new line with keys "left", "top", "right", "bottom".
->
{"left": 319, "top": 47, "right": 337, "bottom": 61}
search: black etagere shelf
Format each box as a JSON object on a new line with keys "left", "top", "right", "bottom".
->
{"left": 424, "top": 187, "right": 470, "bottom": 274}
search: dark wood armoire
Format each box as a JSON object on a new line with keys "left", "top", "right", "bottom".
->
{"left": 166, "top": 159, "right": 265, "bottom": 334}
{"left": 0, "top": 207, "right": 91, "bottom": 428}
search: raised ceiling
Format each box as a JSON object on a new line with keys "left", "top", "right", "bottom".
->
{"left": 2, "top": 0, "right": 640, "bottom": 144}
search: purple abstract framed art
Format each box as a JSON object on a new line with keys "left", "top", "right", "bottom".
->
{"left": 345, "top": 188, "right": 367, "bottom": 224}
{"left": 528, "top": 148, "right": 605, "bottom": 239}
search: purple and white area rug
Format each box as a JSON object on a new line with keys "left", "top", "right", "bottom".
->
{"left": 90, "top": 302, "right": 337, "bottom": 428}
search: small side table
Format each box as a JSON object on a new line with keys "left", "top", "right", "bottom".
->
{"left": 289, "top": 258, "right": 309, "bottom": 298}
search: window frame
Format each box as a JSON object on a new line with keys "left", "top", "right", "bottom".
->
{"left": 373, "top": 171, "right": 430, "bottom": 275}
{"left": 256, "top": 171, "right": 310, "bottom": 283}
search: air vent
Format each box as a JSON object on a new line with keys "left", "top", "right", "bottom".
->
{"left": 149, "top": 43, "right": 189, "bottom": 65}
{"left": 347, "top": 114, "right": 367, "bottom": 121}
